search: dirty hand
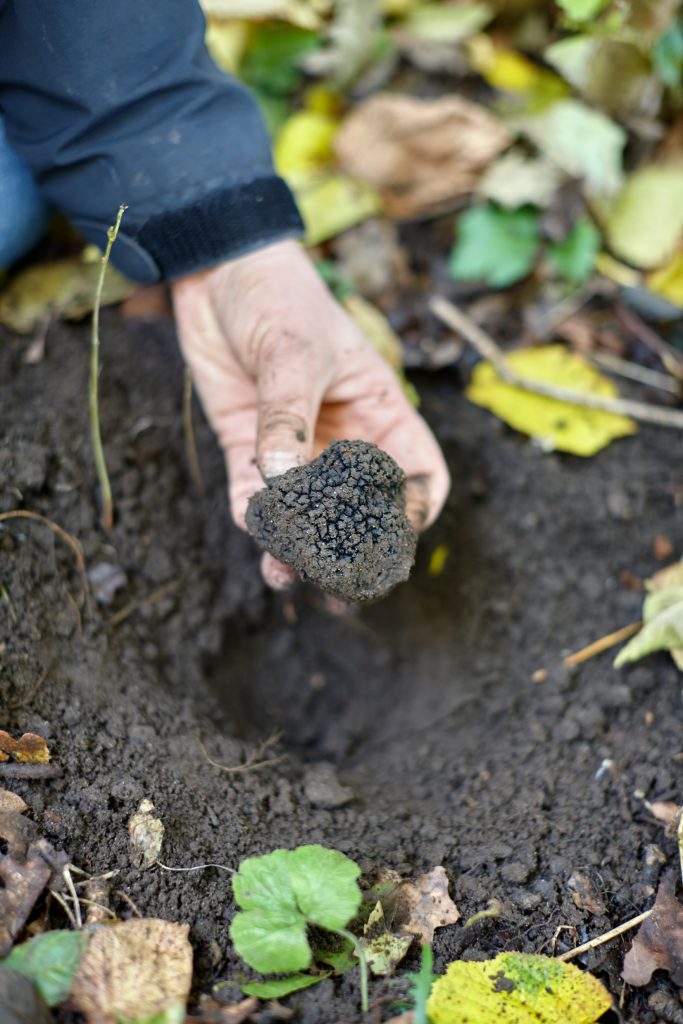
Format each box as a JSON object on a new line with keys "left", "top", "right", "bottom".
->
{"left": 171, "top": 239, "right": 450, "bottom": 589}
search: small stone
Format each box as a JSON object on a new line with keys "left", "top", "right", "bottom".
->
{"left": 303, "top": 762, "right": 354, "bottom": 808}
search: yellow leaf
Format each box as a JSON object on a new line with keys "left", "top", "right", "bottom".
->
{"left": 205, "top": 18, "right": 250, "bottom": 73}
{"left": 466, "top": 344, "right": 637, "bottom": 456}
{"left": 274, "top": 110, "right": 339, "bottom": 177}
{"left": 602, "top": 166, "right": 683, "bottom": 270}
{"left": 468, "top": 35, "right": 568, "bottom": 107}
{"left": 200, "top": 0, "right": 330, "bottom": 30}
{"left": 594, "top": 251, "right": 640, "bottom": 287}
{"left": 427, "top": 952, "right": 612, "bottom": 1024}
{"left": 647, "top": 250, "right": 683, "bottom": 308}
{"left": 342, "top": 293, "right": 419, "bottom": 405}
{"left": 292, "top": 173, "right": 381, "bottom": 246}
{"left": 428, "top": 545, "right": 449, "bottom": 577}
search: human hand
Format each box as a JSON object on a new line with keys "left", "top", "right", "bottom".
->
{"left": 171, "top": 240, "right": 450, "bottom": 589}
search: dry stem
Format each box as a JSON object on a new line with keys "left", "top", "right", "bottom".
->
{"left": 91, "top": 205, "right": 126, "bottom": 529}
{"left": 563, "top": 621, "right": 642, "bottom": 667}
{"left": 200, "top": 731, "right": 284, "bottom": 774}
{"left": 430, "top": 296, "right": 683, "bottom": 430}
{"left": 557, "top": 908, "right": 653, "bottom": 961}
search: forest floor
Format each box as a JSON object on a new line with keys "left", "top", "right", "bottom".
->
{"left": 2, "top": 310, "right": 682, "bottom": 1022}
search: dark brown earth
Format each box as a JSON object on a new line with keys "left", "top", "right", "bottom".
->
{"left": 1, "top": 311, "right": 682, "bottom": 1023}
{"left": 246, "top": 440, "right": 416, "bottom": 603}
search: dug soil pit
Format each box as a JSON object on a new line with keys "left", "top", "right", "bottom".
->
{"left": 1, "top": 312, "right": 683, "bottom": 1023}
{"left": 246, "top": 440, "right": 416, "bottom": 603}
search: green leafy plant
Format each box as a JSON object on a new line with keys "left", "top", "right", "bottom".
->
{"left": 230, "top": 844, "right": 369, "bottom": 1011}
{"left": 449, "top": 203, "right": 540, "bottom": 288}
{"left": 548, "top": 216, "right": 601, "bottom": 285}
{"left": 2, "top": 930, "right": 88, "bottom": 1006}
{"left": 406, "top": 945, "right": 436, "bottom": 1024}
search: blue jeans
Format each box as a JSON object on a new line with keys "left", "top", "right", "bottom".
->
{"left": 0, "top": 117, "right": 50, "bottom": 268}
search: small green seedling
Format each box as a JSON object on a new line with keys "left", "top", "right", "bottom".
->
{"left": 230, "top": 844, "right": 369, "bottom": 1012}
{"left": 406, "top": 945, "right": 435, "bottom": 1024}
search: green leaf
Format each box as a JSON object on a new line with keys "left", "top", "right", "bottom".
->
{"left": 478, "top": 151, "right": 564, "bottom": 210}
{"left": 231, "top": 845, "right": 361, "bottom": 975}
{"left": 449, "top": 204, "right": 540, "bottom": 288}
{"left": 240, "top": 25, "right": 319, "bottom": 97}
{"left": 427, "top": 952, "right": 611, "bottom": 1024}
{"left": 2, "top": 930, "right": 88, "bottom": 1007}
{"left": 241, "top": 973, "right": 328, "bottom": 999}
{"left": 556, "top": 0, "right": 609, "bottom": 20}
{"left": 513, "top": 99, "right": 626, "bottom": 197}
{"left": 614, "top": 565, "right": 683, "bottom": 668}
{"left": 653, "top": 24, "right": 683, "bottom": 88}
{"left": 602, "top": 165, "right": 683, "bottom": 270}
{"left": 548, "top": 217, "right": 601, "bottom": 285}
{"left": 407, "top": 945, "right": 435, "bottom": 1024}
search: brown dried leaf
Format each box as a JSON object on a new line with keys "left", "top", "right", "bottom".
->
{"left": 335, "top": 94, "right": 510, "bottom": 219}
{"left": 379, "top": 865, "right": 460, "bottom": 944}
{"left": 622, "top": 871, "right": 683, "bottom": 986}
{"left": 568, "top": 873, "right": 606, "bottom": 915}
{"left": 0, "top": 790, "right": 27, "bottom": 814}
{"left": 0, "top": 841, "right": 53, "bottom": 957}
{"left": 128, "top": 798, "right": 164, "bottom": 869}
{"left": 0, "top": 731, "right": 50, "bottom": 764}
{"left": 71, "top": 918, "right": 193, "bottom": 1022}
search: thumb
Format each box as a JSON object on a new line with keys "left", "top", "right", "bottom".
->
{"left": 255, "top": 336, "right": 328, "bottom": 479}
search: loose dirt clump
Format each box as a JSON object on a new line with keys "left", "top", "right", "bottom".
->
{"left": 246, "top": 440, "right": 416, "bottom": 602}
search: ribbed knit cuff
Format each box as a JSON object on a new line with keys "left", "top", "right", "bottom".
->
{"left": 134, "top": 175, "right": 304, "bottom": 280}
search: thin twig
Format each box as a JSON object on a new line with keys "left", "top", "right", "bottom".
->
{"left": 616, "top": 304, "right": 683, "bottom": 381}
{"left": 109, "top": 576, "right": 185, "bottom": 627}
{"left": 563, "top": 622, "right": 642, "bottom": 667}
{"left": 0, "top": 511, "right": 87, "bottom": 592}
{"left": 63, "top": 864, "right": 83, "bottom": 929}
{"left": 589, "top": 351, "right": 681, "bottom": 396}
{"left": 183, "top": 368, "right": 205, "bottom": 495}
{"left": 91, "top": 205, "right": 126, "bottom": 530}
{"left": 156, "top": 861, "right": 235, "bottom": 874}
{"left": 557, "top": 908, "right": 653, "bottom": 961}
{"left": 200, "top": 732, "right": 284, "bottom": 775}
{"left": 430, "top": 296, "right": 683, "bottom": 430}
{"left": 116, "top": 890, "right": 143, "bottom": 918}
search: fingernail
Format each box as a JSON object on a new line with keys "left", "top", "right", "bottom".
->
{"left": 260, "top": 450, "right": 299, "bottom": 480}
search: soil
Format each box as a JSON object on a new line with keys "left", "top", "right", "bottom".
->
{"left": 246, "top": 440, "right": 416, "bottom": 603}
{"left": 1, "top": 311, "right": 683, "bottom": 1023}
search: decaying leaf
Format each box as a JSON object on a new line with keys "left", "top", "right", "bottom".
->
{"left": 200, "top": 0, "right": 330, "bottom": 31}
{"left": 128, "top": 799, "right": 164, "bottom": 869}
{"left": 0, "top": 731, "right": 50, "bottom": 765}
{"left": 0, "top": 966, "right": 53, "bottom": 1024}
{"left": 359, "top": 900, "right": 414, "bottom": 976}
{"left": 3, "top": 930, "right": 89, "bottom": 1007}
{"left": 428, "top": 952, "right": 612, "bottom": 1024}
{"left": 335, "top": 93, "right": 510, "bottom": 218}
{"left": 0, "top": 840, "right": 56, "bottom": 958}
{"left": 388, "top": 865, "right": 461, "bottom": 944}
{"left": 478, "top": 150, "right": 565, "bottom": 210}
{"left": 342, "top": 294, "right": 403, "bottom": 371}
{"left": 0, "top": 790, "right": 27, "bottom": 814}
{"left": 466, "top": 344, "right": 637, "bottom": 456}
{"left": 70, "top": 918, "right": 193, "bottom": 1023}
{"left": 601, "top": 165, "right": 683, "bottom": 270}
{"left": 567, "top": 873, "right": 605, "bottom": 916}
{"left": 622, "top": 871, "right": 683, "bottom": 986}
{"left": 614, "top": 560, "right": 683, "bottom": 670}
{"left": 0, "top": 250, "right": 134, "bottom": 335}
{"left": 513, "top": 99, "right": 626, "bottom": 197}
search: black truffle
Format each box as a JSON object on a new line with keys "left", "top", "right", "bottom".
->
{"left": 246, "top": 440, "right": 417, "bottom": 603}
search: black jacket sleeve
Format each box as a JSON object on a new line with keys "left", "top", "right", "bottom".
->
{"left": 0, "top": 0, "right": 304, "bottom": 282}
